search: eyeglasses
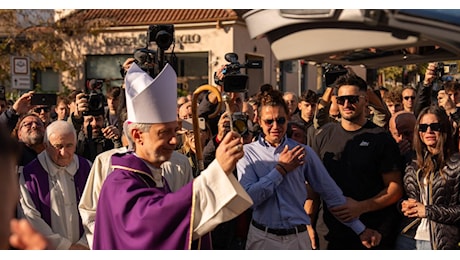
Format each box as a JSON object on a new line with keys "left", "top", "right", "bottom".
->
{"left": 403, "top": 96, "right": 416, "bottom": 101}
{"left": 419, "top": 122, "right": 441, "bottom": 132}
{"left": 20, "top": 121, "right": 44, "bottom": 129}
{"left": 336, "top": 95, "right": 363, "bottom": 105}
{"left": 33, "top": 107, "right": 50, "bottom": 113}
{"left": 263, "top": 117, "right": 286, "bottom": 126}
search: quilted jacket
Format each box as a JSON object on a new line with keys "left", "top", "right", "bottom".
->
{"left": 403, "top": 153, "right": 460, "bottom": 249}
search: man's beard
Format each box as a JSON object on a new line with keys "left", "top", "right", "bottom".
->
{"left": 341, "top": 109, "right": 363, "bottom": 122}
{"left": 25, "top": 132, "right": 44, "bottom": 145}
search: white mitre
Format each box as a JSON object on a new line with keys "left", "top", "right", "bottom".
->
{"left": 124, "top": 62, "right": 177, "bottom": 124}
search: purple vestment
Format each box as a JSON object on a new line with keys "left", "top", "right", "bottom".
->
{"left": 22, "top": 155, "right": 91, "bottom": 237}
{"left": 93, "top": 152, "right": 211, "bottom": 250}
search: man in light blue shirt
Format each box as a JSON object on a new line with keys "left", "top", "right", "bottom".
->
{"left": 237, "top": 88, "right": 381, "bottom": 250}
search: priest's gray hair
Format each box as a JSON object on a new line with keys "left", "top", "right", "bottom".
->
{"left": 126, "top": 122, "right": 152, "bottom": 149}
{"left": 122, "top": 120, "right": 135, "bottom": 150}
{"left": 44, "top": 120, "right": 77, "bottom": 145}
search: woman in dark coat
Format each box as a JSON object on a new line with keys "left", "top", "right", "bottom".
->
{"left": 401, "top": 105, "right": 460, "bottom": 249}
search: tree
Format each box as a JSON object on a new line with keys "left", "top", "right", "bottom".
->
{"left": 0, "top": 9, "right": 116, "bottom": 95}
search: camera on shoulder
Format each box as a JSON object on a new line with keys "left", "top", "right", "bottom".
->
{"left": 215, "top": 52, "right": 263, "bottom": 93}
{"left": 323, "top": 64, "right": 348, "bottom": 87}
{"left": 435, "top": 62, "right": 458, "bottom": 82}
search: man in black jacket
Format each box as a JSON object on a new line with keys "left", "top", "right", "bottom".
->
{"left": 69, "top": 92, "right": 121, "bottom": 162}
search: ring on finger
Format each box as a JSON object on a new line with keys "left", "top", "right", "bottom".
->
{"left": 235, "top": 145, "right": 242, "bottom": 152}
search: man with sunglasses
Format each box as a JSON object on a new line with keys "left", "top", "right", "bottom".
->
{"left": 401, "top": 86, "right": 417, "bottom": 113}
{"left": 31, "top": 105, "right": 52, "bottom": 127}
{"left": 311, "top": 72, "right": 404, "bottom": 250}
{"left": 237, "top": 88, "right": 382, "bottom": 250}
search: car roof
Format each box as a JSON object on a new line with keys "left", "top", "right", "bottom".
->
{"left": 240, "top": 9, "right": 460, "bottom": 68}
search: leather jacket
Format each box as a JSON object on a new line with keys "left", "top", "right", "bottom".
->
{"left": 403, "top": 153, "right": 460, "bottom": 249}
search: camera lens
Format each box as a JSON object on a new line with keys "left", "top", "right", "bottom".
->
{"left": 232, "top": 113, "right": 249, "bottom": 135}
{"left": 155, "top": 31, "right": 173, "bottom": 50}
{"left": 89, "top": 98, "right": 99, "bottom": 110}
{"left": 84, "top": 92, "right": 104, "bottom": 116}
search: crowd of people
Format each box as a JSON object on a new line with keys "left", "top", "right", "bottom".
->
{"left": 0, "top": 59, "right": 460, "bottom": 250}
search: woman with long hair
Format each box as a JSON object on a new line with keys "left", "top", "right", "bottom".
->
{"left": 179, "top": 119, "right": 211, "bottom": 178}
{"left": 401, "top": 105, "right": 460, "bottom": 249}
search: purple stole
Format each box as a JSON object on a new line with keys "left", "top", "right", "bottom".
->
{"left": 22, "top": 155, "right": 91, "bottom": 237}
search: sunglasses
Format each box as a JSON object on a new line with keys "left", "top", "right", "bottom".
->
{"left": 336, "top": 95, "right": 363, "bottom": 105}
{"left": 263, "top": 117, "right": 286, "bottom": 126}
{"left": 403, "top": 96, "right": 416, "bottom": 101}
{"left": 33, "top": 107, "right": 50, "bottom": 113}
{"left": 419, "top": 122, "right": 441, "bottom": 132}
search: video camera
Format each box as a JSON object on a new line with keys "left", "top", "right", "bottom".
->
{"left": 148, "top": 25, "right": 174, "bottom": 51}
{"left": 131, "top": 48, "right": 157, "bottom": 78}
{"left": 323, "top": 64, "right": 348, "bottom": 87}
{"left": 435, "top": 62, "right": 446, "bottom": 80}
{"left": 215, "top": 52, "right": 263, "bottom": 92}
{"left": 83, "top": 79, "right": 105, "bottom": 116}
{"left": 129, "top": 24, "right": 176, "bottom": 79}
{"left": 435, "top": 62, "right": 458, "bottom": 81}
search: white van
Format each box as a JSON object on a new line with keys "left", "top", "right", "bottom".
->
{"left": 239, "top": 9, "right": 460, "bottom": 68}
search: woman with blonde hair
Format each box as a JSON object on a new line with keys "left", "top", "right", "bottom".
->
{"left": 179, "top": 118, "right": 211, "bottom": 178}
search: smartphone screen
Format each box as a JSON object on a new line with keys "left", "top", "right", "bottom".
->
{"left": 30, "top": 93, "right": 57, "bottom": 106}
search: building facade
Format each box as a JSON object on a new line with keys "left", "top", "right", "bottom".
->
{"left": 57, "top": 9, "right": 277, "bottom": 98}
{"left": 1, "top": 9, "right": 370, "bottom": 99}
{"left": 57, "top": 9, "right": 336, "bottom": 98}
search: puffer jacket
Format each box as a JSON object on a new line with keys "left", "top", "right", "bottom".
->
{"left": 403, "top": 153, "right": 460, "bottom": 249}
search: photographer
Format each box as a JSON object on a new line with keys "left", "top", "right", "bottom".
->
{"left": 198, "top": 58, "right": 256, "bottom": 249}
{"left": 415, "top": 62, "right": 460, "bottom": 150}
{"left": 201, "top": 110, "right": 253, "bottom": 250}
{"left": 69, "top": 92, "right": 122, "bottom": 162}
{"left": 414, "top": 62, "right": 442, "bottom": 117}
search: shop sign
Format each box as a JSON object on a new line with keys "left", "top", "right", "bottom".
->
{"left": 103, "top": 34, "right": 201, "bottom": 47}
